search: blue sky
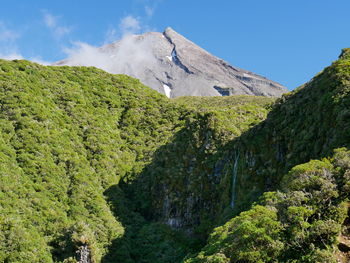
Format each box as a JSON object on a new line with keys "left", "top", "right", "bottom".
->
{"left": 1, "top": 0, "right": 350, "bottom": 90}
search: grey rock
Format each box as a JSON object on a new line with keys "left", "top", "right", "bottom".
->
{"left": 76, "top": 245, "right": 92, "bottom": 263}
{"left": 55, "top": 27, "right": 287, "bottom": 98}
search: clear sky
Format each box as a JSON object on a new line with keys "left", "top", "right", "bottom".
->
{"left": 1, "top": 0, "right": 350, "bottom": 90}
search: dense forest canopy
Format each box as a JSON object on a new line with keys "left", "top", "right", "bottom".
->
{"left": 0, "top": 50, "right": 349, "bottom": 262}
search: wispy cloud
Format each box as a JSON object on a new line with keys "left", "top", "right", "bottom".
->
{"left": 106, "top": 0, "right": 164, "bottom": 42}
{"left": 3, "top": 0, "right": 164, "bottom": 66}
{"left": 43, "top": 12, "right": 56, "bottom": 28}
{"left": 104, "top": 15, "right": 142, "bottom": 43}
{"left": 43, "top": 10, "right": 72, "bottom": 38}
{"left": 145, "top": 6, "right": 155, "bottom": 17}
{"left": 30, "top": 56, "right": 51, "bottom": 65}
{"left": 0, "top": 22, "right": 20, "bottom": 42}
{"left": 61, "top": 31, "right": 156, "bottom": 77}
{"left": 0, "top": 52, "right": 23, "bottom": 60}
{"left": 0, "top": 22, "right": 23, "bottom": 60}
{"left": 0, "top": 21, "right": 54, "bottom": 64}
{"left": 142, "top": 0, "right": 163, "bottom": 18}
{"left": 120, "top": 15, "right": 141, "bottom": 35}
{"left": 104, "top": 28, "right": 118, "bottom": 44}
{"left": 59, "top": 1, "right": 163, "bottom": 73}
{"left": 0, "top": 52, "right": 52, "bottom": 64}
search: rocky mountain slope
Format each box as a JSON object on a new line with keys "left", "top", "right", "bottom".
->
{"left": 55, "top": 27, "right": 287, "bottom": 98}
{"left": 0, "top": 49, "right": 350, "bottom": 263}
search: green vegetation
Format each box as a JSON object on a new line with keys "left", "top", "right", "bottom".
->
{"left": 0, "top": 60, "right": 185, "bottom": 262}
{"left": 184, "top": 148, "right": 350, "bottom": 262}
{"left": 0, "top": 48, "right": 350, "bottom": 263}
{"left": 225, "top": 46, "right": 350, "bottom": 213}
{"left": 0, "top": 59, "right": 273, "bottom": 262}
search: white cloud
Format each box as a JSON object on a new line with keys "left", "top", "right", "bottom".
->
{"left": 105, "top": 28, "right": 118, "bottom": 44}
{"left": 54, "top": 0, "right": 164, "bottom": 72}
{"left": 0, "top": 22, "right": 22, "bottom": 61}
{"left": 54, "top": 26, "right": 71, "bottom": 37}
{"left": 145, "top": 6, "right": 155, "bottom": 17}
{"left": 103, "top": 15, "right": 143, "bottom": 44}
{"left": 30, "top": 56, "right": 51, "bottom": 65}
{"left": 119, "top": 15, "right": 141, "bottom": 35}
{"left": 43, "top": 11, "right": 71, "bottom": 38}
{"left": 44, "top": 12, "right": 57, "bottom": 28}
{"left": 0, "top": 22, "right": 19, "bottom": 42}
{"left": 0, "top": 52, "right": 52, "bottom": 65}
{"left": 0, "top": 52, "right": 23, "bottom": 60}
{"left": 143, "top": 0, "right": 163, "bottom": 17}
{"left": 60, "top": 33, "right": 156, "bottom": 78}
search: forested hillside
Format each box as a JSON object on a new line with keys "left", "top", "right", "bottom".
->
{"left": 0, "top": 60, "right": 273, "bottom": 262}
{"left": 181, "top": 48, "right": 350, "bottom": 262}
{"left": 0, "top": 49, "right": 350, "bottom": 263}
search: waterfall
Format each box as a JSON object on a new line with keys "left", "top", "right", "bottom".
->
{"left": 76, "top": 244, "right": 92, "bottom": 263}
{"left": 230, "top": 150, "right": 240, "bottom": 208}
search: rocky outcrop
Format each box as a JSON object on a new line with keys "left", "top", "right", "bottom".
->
{"left": 55, "top": 27, "right": 287, "bottom": 98}
{"left": 76, "top": 245, "right": 92, "bottom": 263}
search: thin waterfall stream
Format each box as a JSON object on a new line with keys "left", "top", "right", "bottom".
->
{"left": 230, "top": 150, "right": 240, "bottom": 208}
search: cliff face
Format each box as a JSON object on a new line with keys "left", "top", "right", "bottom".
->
{"left": 138, "top": 49, "right": 350, "bottom": 236}
{"left": 55, "top": 27, "right": 287, "bottom": 98}
{"left": 124, "top": 49, "right": 350, "bottom": 262}
{"left": 130, "top": 96, "right": 274, "bottom": 233}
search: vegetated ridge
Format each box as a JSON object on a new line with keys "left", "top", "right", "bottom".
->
{"left": 0, "top": 60, "right": 274, "bottom": 263}
{"left": 0, "top": 48, "right": 350, "bottom": 263}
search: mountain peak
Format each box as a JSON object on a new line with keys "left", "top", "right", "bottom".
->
{"left": 163, "top": 27, "right": 184, "bottom": 39}
{"left": 55, "top": 28, "right": 287, "bottom": 98}
{"left": 164, "top": 26, "right": 175, "bottom": 34}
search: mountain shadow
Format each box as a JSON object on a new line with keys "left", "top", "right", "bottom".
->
{"left": 103, "top": 49, "right": 350, "bottom": 262}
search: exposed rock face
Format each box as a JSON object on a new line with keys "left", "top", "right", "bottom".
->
{"left": 76, "top": 245, "right": 92, "bottom": 263}
{"left": 55, "top": 27, "right": 287, "bottom": 98}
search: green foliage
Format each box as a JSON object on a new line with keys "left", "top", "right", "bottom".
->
{"left": 184, "top": 204, "right": 283, "bottom": 263}
{"left": 205, "top": 46, "right": 350, "bottom": 218}
{"left": 130, "top": 223, "right": 194, "bottom": 263}
{"left": 1, "top": 47, "right": 350, "bottom": 263}
{"left": 136, "top": 95, "right": 273, "bottom": 235}
{"left": 0, "top": 60, "right": 272, "bottom": 262}
{"left": 0, "top": 217, "right": 53, "bottom": 263}
{"left": 185, "top": 149, "right": 350, "bottom": 262}
{"left": 339, "top": 48, "right": 350, "bottom": 60}
{"left": 0, "top": 60, "right": 186, "bottom": 262}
